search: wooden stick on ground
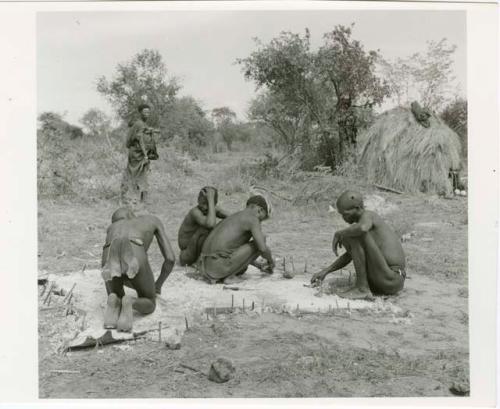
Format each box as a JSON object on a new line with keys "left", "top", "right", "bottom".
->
{"left": 374, "top": 184, "right": 403, "bottom": 195}
{"left": 63, "top": 283, "right": 77, "bottom": 304}
{"left": 50, "top": 369, "right": 81, "bottom": 374}
{"left": 179, "top": 363, "right": 204, "bottom": 375}
{"left": 251, "top": 185, "right": 292, "bottom": 202}
{"left": 42, "top": 282, "right": 54, "bottom": 305}
{"left": 184, "top": 316, "right": 189, "bottom": 331}
{"left": 291, "top": 257, "right": 296, "bottom": 275}
{"left": 304, "top": 259, "right": 308, "bottom": 274}
{"left": 158, "top": 321, "right": 162, "bottom": 343}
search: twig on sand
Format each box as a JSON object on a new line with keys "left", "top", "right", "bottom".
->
{"left": 223, "top": 285, "right": 256, "bottom": 291}
{"left": 231, "top": 294, "right": 234, "bottom": 311}
{"left": 63, "top": 283, "right": 77, "bottom": 304}
{"left": 184, "top": 316, "right": 189, "bottom": 331}
{"left": 374, "top": 184, "right": 403, "bottom": 195}
{"left": 251, "top": 185, "right": 292, "bottom": 202}
{"left": 158, "top": 322, "right": 162, "bottom": 343}
{"left": 50, "top": 369, "right": 81, "bottom": 374}
{"left": 42, "top": 282, "right": 54, "bottom": 305}
{"left": 40, "top": 305, "right": 65, "bottom": 312}
{"left": 179, "top": 363, "right": 205, "bottom": 376}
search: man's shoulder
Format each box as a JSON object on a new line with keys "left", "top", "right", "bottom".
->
{"left": 135, "top": 214, "right": 162, "bottom": 227}
{"left": 238, "top": 210, "right": 260, "bottom": 226}
{"left": 364, "top": 210, "right": 384, "bottom": 225}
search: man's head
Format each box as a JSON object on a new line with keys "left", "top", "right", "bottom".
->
{"left": 246, "top": 195, "right": 271, "bottom": 221}
{"left": 111, "top": 207, "right": 135, "bottom": 223}
{"left": 138, "top": 103, "right": 151, "bottom": 120}
{"left": 197, "top": 186, "right": 218, "bottom": 214}
{"left": 335, "top": 190, "right": 364, "bottom": 224}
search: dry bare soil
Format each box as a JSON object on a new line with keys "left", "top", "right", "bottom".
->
{"left": 38, "top": 150, "right": 469, "bottom": 398}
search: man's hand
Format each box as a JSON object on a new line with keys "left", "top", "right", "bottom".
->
{"left": 205, "top": 187, "right": 215, "bottom": 201}
{"left": 332, "top": 231, "right": 343, "bottom": 256}
{"left": 310, "top": 270, "right": 328, "bottom": 286}
{"left": 263, "top": 258, "right": 275, "bottom": 274}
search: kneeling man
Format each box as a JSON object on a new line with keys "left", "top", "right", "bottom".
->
{"left": 311, "top": 190, "right": 406, "bottom": 299}
{"left": 199, "top": 195, "right": 274, "bottom": 283}
{"left": 101, "top": 208, "right": 175, "bottom": 331}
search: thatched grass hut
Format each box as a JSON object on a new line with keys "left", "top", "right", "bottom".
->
{"left": 358, "top": 107, "right": 462, "bottom": 195}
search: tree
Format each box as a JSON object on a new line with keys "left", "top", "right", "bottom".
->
{"left": 315, "top": 24, "right": 390, "bottom": 165}
{"left": 37, "top": 111, "right": 84, "bottom": 139}
{"left": 238, "top": 25, "right": 387, "bottom": 169}
{"left": 248, "top": 91, "right": 310, "bottom": 150}
{"left": 80, "top": 108, "right": 111, "bottom": 137}
{"left": 163, "top": 96, "right": 213, "bottom": 144}
{"left": 377, "top": 57, "right": 414, "bottom": 106}
{"left": 97, "top": 49, "right": 180, "bottom": 128}
{"left": 212, "top": 106, "right": 238, "bottom": 150}
{"left": 441, "top": 97, "right": 467, "bottom": 160}
{"left": 378, "top": 39, "right": 458, "bottom": 111}
{"left": 412, "top": 39, "right": 457, "bottom": 110}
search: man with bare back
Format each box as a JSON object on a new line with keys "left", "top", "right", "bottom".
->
{"left": 199, "top": 195, "right": 274, "bottom": 283}
{"left": 178, "top": 186, "right": 229, "bottom": 266}
{"left": 311, "top": 190, "right": 406, "bottom": 299}
{"left": 101, "top": 208, "right": 176, "bottom": 332}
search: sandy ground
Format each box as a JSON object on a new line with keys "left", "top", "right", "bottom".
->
{"left": 38, "top": 151, "right": 469, "bottom": 398}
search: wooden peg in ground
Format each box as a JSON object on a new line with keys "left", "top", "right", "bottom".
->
{"left": 282, "top": 256, "right": 295, "bottom": 279}
{"left": 43, "top": 282, "right": 54, "bottom": 305}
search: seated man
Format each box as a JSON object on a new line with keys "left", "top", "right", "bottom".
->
{"left": 199, "top": 195, "right": 274, "bottom": 283}
{"left": 178, "top": 186, "right": 229, "bottom": 266}
{"left": 101, "top": 208, "right": 176, "bottom": 332}
{"left": 311, "top": 190, "right": 406, "bottom": 299}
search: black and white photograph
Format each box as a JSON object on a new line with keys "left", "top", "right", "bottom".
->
{"left": 0, "top": 1, "right": 491, "bottom": 404}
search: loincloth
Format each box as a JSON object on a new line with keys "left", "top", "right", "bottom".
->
{"left": 198, "top": 249, "right": 234, "bottom": 282}
{"left": 101, "top": 237, "right": 144, "bottom": 282}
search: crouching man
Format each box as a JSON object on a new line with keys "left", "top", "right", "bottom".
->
{"left": 178, "top": 186, "right": 229, "bottom": 267}
{"left": 101, "top": 208, "right": 176, "bottom": 332}
{"left": 199, "top": 195, "right": 274, "bottom": 283}
{"left": 311, "top": 190, "right": 406, "bottom": 299}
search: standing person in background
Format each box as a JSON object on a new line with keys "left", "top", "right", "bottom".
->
{"left": 121, "top": 103, "right": 158, "bottom": 205}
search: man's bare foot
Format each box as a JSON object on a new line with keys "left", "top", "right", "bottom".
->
{"left": 117, "top": 295, "right": 134, "bottom": 332}
{"left": 223, "top": 275, "right": 245, "bottom": 285}
{"left": 335, "top": 285, "right": 356, "bottom": 294}
{"left": 338, "top": 287, "right": 374, "bottom": 300}
{"left": 103, "top": 293, "right": 121, "bottom": 329}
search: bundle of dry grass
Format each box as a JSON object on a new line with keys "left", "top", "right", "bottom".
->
{"left": 358, "top": 107, "right": 462, "bottom": 195}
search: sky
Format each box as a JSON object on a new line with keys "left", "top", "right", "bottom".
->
{"left": 37, "top": 10, "right": 466, "bottom": 125}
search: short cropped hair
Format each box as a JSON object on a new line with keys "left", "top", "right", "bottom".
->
{"left": 246, "top": 195, "right": 269, "bottom": 216}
